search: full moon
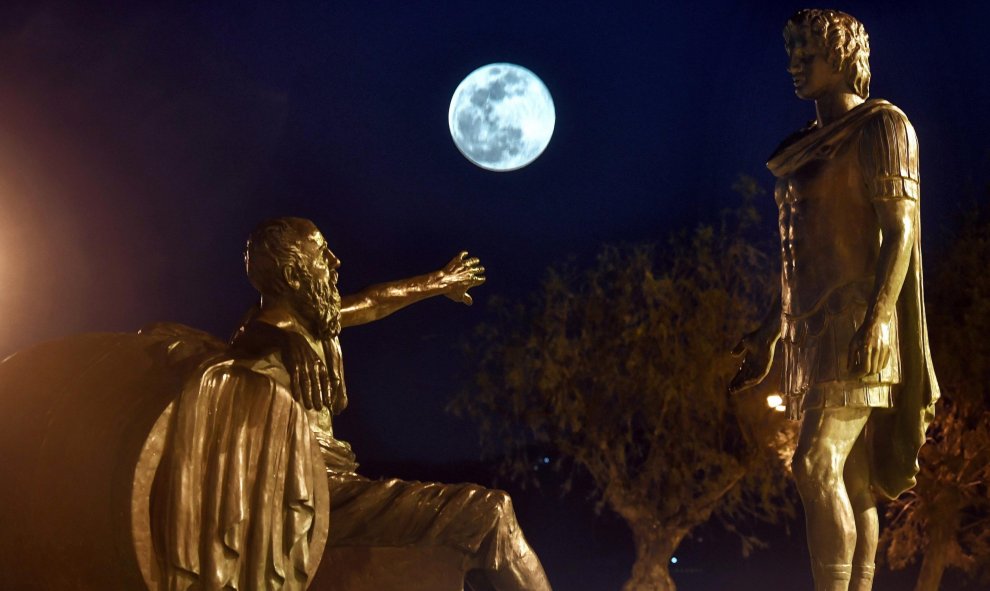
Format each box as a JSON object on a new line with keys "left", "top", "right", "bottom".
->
{"left": 448, "top": 63, "right": 555, "bottom": 171}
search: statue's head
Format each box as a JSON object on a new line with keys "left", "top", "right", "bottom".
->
{"left": 245, "top": 217, "right": 342, "bottom": 338}
{"left": 784, "top": 9, "right": 870, "bottom": 100}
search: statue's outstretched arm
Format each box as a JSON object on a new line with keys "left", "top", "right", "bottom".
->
{"left": 339, "top": 252, "right": 485, "bottom": 328}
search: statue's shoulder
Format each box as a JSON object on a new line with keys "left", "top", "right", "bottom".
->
{"left": 135, "top": 322, "right": 290, "bottom": 395}
{"left": 856, "top": 99, "right": 919, "bottom": 163}
{"left": 864, "top": 98, "right": 908, "bottom": 119}
{"left": 858, "top": 99, "right": 915, "bottom": 135}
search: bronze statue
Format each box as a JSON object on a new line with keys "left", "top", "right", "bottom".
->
{"left": 730, "top": 10, "right": 939, "bottom": 591}
{"left": 150, "top": 331, "right": 329, "bottom": 589}
{"left": 0, "top": 322, "right": 332, "bottom": 590}
{"left": 231, "top": 217, "right": 552, "bottom": 591}
{"left": 0, "top": 214, "right": 547, "bottom": 590}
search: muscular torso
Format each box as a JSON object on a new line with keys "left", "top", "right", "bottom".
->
{"left": 777, "top": 136, "right": 880, "bottom": 316}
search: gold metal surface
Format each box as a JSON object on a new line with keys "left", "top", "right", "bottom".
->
{"left": 231, "top": 217, "right": 551, "bottom": 591}
{"left": 731, "top": 9, "right": 939, "bottom": 591}
{"left": 149, "top": 337, "right": 329, "bottom": 590}
{"left": 0, "top": 215, "right": 533, "bottom": 590}
{"left": 0, "top": 323, "right": 334, "bottom": 590}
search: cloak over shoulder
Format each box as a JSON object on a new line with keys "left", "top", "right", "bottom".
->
{"left": 768, "top": 99, "right": 940, "bottom": 500}
{"left": 152, "top": 343, "right": 325, "bottom": 590}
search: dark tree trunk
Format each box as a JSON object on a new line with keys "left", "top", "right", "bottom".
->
{"left": 621, "top": 524, "right": 686, "bottom": 591}
{"left": 914, "top": 493, "right": 960, "bottom": 591}
{"left": 914, "top": 543, "right": 946, "bottom": 591}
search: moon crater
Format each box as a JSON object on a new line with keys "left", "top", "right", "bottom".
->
{"left": 449, "top": 63, "right": 555, "bottom": 171}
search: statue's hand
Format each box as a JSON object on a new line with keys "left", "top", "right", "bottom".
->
{"left": 281, "top": 330, "right": 331, "bottom": 411}
{"left": 729, "top": 331, "right": 775, "bottom": 394}
{"left": 440, "top": 251, "right": 486, "bottom": 306}
{"left": 847, "top": 319, "right": 889, "bottom": 378}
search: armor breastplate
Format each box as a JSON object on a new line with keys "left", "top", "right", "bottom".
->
{"left": 776, "top": 137, "right": 881, "bottom": 316}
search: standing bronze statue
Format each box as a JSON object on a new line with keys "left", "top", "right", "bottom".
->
{"left": 232, "top": 217, "right": 552, "bottom": 591}
{"left": 730, "top": 9, "right": 939, "bottom": 591}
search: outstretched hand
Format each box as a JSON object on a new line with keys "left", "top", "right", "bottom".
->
{"left": 440, "top": 251, "right": 486, "bottom": 306}
{"left": 728, "top": 332, "right": 775, "bottom": 394}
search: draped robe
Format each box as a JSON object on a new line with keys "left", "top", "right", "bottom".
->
{"left": 152, "top": 345, "right": 324, "bottom": 590}
{"left": 767, "top": 99, "right": 940, "bottom": 500}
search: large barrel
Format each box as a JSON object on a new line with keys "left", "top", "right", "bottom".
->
{"left": 0, "top": 332, "right": 329, "bottom": 589}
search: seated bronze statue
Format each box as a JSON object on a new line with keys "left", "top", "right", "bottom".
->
{"left": 229, "top": 217, "right": 552, "bottom": 591}
{"left": 0, "top": 216, "right": 550, "bottom": 591}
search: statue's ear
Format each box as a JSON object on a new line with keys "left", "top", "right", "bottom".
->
{"left": 281, "top": 265, "right": 302, "bottom": 291}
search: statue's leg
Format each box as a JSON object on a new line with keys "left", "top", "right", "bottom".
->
{"left": 844, "top": 429, "right": 877, "bottom": 591}
{"left": 793, "top": 406, "right": 871, "bottom": 591}
{"left": 466, "top": 490, "right": 552, "bottom": 591}
{"left": 327, "top": 474, "right": 551, "bottom": 591}
{"left": 466, "top": 550, "right": 550, "bottom": 591}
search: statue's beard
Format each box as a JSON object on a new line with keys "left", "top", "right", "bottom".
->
{"left": 296, "top": 272, "right": 341, "bottom": 340}
{"left": 296, "top": 270, "right": 347, "bottom": 414}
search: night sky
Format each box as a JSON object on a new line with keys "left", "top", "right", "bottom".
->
{"left": 1, "top": 1, "right": 988, "bottom": 589}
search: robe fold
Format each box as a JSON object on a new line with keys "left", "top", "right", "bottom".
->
{"left": 153, "top": 352, "right": 322, "bottom": 590}
{"left": 767, "top": 99, "right": 939, "bottom": 500}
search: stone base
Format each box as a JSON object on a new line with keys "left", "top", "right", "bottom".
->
{"left": 309, "top": 546, "right": 468, "bottom": 591}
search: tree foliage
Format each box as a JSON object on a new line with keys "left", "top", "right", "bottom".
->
{"left": 452, "top": 180, "right": 797, "bottom": 591}
{"left": 881, "top": 197, "right": 990, "bottom": 591}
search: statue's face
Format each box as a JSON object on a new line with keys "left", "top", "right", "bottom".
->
{"left": 294, "top": 229, "right": 342, "bottom": 339}
{"left": 786, "top": 30, "right": 846, "bottom": 101}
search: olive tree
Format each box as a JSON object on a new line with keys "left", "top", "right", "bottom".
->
{"left": 453, "top": 182, "right": 796, "bottom": 591}
{"left": 881, "top": 200, "right": 990, "bottom": 591}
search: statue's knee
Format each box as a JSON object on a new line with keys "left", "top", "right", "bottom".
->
{"left": 791, "top": 449, "right": 814, "bottom": 487}
{"left": 488, "top": 489, "right": 513, "bottom": 517}
{"left": 483, "top": 489, "right": 522, "bottom": 538}
{"left": 793, "top": 448, "right": 842, "bottom": 493}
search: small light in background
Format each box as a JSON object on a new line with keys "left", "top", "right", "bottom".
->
{"left": 543, "top": 456, "right": 550, "bottom": 464}
{"left": 766, "top": 394, "right": 786, "bottom": 412}
{"left": 670, "top": 556, "right": 678, "bottom": 564}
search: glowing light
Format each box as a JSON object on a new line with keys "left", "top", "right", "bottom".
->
{"left": 766, "top": 394, "right": 784, "bottom": 408}
{"left": 448, "top": 63, "right": 555, "bottom": 171}
{"left": 671, "top": 557, "right": 678, "bottom": 564}
{"left": 543, "top": 456, "right": 550, "bottom": 464}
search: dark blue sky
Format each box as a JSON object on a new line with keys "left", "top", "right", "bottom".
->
{"left": 1, "top": 3, "right": 989, "bottom": 587}
{"left": 1, "top": 1, "right": 988, "bottom": 588}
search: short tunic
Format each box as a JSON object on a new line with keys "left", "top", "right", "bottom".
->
{"left": 780, "top": 280, "right": 900, "bottom": 416}
{"left": 771, "top": 101, "right": 920, "bottom": 418}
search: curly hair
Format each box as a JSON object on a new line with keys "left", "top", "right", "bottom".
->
{"left": 244, "top": 217, "right": 314, "bottom": 296}
{"left": 784, "top": 9, "right": 871, "bottom": 99}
